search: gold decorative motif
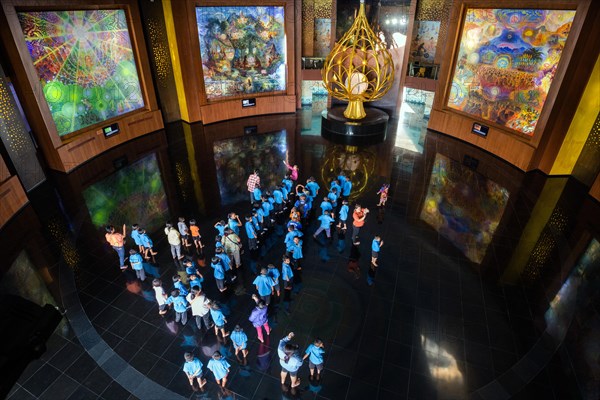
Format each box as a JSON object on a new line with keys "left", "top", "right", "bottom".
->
{"left": 320, "top": 144, "right": 377, "bottom": 202}
{"left": 322, "top": 0, "right": 394, "bottom": 119}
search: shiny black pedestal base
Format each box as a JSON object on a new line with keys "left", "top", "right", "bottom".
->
{"left": 321, "top": 107, "right": 389, "bottom": 145}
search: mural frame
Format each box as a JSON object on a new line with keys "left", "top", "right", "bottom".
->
{"left": 195, "top": 5, "right": 288, "bottom": 102}
{"left": 444, "top": 7, "right": 577, "bottom": 137}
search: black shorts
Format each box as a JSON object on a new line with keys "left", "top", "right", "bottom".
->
{"left": 372, "top": 251, "right": 379, "bottom": 259}
{"left": 192, "top": 235, "right": 202, "bottom": 243}
{"left": 309, "top": 361, "right": 323, "bottom": 371}
{"left": 216, "top": 278, "right": 225, "bottom": 290}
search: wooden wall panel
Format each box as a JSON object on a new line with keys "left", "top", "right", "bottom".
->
{"left": 428, "top": 109, "right": 536, "bottom": 171}
{"left": 0, "top": 0, "right": 164, "bottom": 173}
{"left": 590, "top": 172, "right": 600, "bottom": 202}
{"left": 200, "top": 96, "right": 296, "bottom": 125}
{"left": 0, "top": 155, "right": 9, "bottom": 182}
{"left": 0, "top": 176, "right": 28, "bottom": 229}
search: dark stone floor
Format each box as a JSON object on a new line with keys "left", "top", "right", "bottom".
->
{"left": 3, "top": 112, "right": 598, "bottom": 399}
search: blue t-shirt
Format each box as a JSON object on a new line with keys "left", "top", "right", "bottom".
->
{"left": 284, "top": 230, "right": 301, "bottom": 250}
{"left": 253, "top": 275, "right": 274, "bottom": 296}
{"left": 210, "top": 308, "right": 226, "bottom": 326}
{"left": 130, "top": 253, "right": 143, "bottom": 270}
{"left": 141, "top": 234, "right": 153, "bottom": 248}
{"left": 318, "top": 214, "right": 335, "bottom": 229}
{"left": 189, "top": 276, "right": 203, "bottom": 289}
{"left": 330, "top": 181, "right": 341, "bottom": 194}
{"left": 281, "top": 186, "right": 289, "bottom": 199}
{"left": 337, "top": 174, "right": 347, "bottom": 186}
{"left": 261, "top": 201, "right": 270, "bottom": 216}
{"left": 174, "top": 280, "right": 189, "bottom": 296}
{"left": 231, "top": 331, "right": 248, "bottom": 349}
{"left": 282, "top": 178, "right": 293, "bottom": 192}
{"left": 273, "top": 189, "right": 284, "bottom": 204}
{"left": 320, "top": 201, "right": 332, "bottom": 213}
{"left": 328, "top": 192, "right": 338, "bottom": 204}
{"left": 372, "top": 239, "right": 381, "bottom": 252}
{"left": 305, "top": 344, "right": 325, "bottom": 365}
{"left": 342, "top": 180, "right": 352, "bottom": 196}
{"left": 339, "top": 204, "right": 349, "bottom": 221}
{"left": 166, "top": 295, "right": 188, "bottom": 313}
{"left": 207, "top": 358, "right": 230, "bottom": 380}
{"left": 268, "top": 267, "right": 280, "bottom": 283}
{"left": 228, "top": 219, "right": 239, "bottom": 235}
{"left": 215, "top": 224, "right": 225, "bottom": 236}
{"left": 131, "top": 229, "right": 142, "bottom": 246}
{"left": 282, "top": 263, "right": 294, "bottom": 281}
{"left": 306, "top": 181, "right": 320, "bottom": 197}
{"left": 216, "top": 253, "right": 231, "bottom": 270}
{"left": 211, "top": 262, "right": 225, "bottom": 280}
{"left": 290, "top": 241, "right": 303, "bottom": 260}
{"left": 245, "top": 221, "right": 257, "bottom": 239}
{"left": 183, "top": 358, "right": 203, "bottom": 377}
{"left": 253, "top": 187, "right": 262, "bottom": 202}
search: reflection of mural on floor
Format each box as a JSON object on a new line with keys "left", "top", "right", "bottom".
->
{"left": 213, "top": 131, "right": 287, "bottom": 205}
{"left": 420, "top": 153, "right": 510, "bottom": 264}
{"left": 0, "top": 251, "right": 57, "bottom": 309}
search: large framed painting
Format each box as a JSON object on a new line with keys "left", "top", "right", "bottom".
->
{"left": 447, "top": 9, "right": 576, "bottom": 136}
{"left": 16, "top": 9, "right": 145, "bottom": 138}
{"left": 195, "top": 6, "right": 287, "bottom": 101}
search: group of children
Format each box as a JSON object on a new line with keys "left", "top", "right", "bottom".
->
{"left": 105, "top": 161, "right": 391, "bottom": 392}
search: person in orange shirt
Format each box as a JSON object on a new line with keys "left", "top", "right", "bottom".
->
{"left": 351, "top": 205, "right": 369, "bottom": 240}
{"left": 189, "top": 219, "right": 204, "bottom": 255}
{"left": 105, "top": 224, "right": 127, "bottom": 269}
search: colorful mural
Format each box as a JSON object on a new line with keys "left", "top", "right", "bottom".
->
{"left": 17, "top": 10, "right": 145, "bottom": 137}
{"left": 83, "top": 154, "right": 169, "bottom": 233}
{"left": 447, "top": 9, "right": 576, "bottom": 135}
{"left": 213, "top": 131, "right": 287, "bottom": 205}
{"left": 196, "top": 6, "right": 287, "bottom": 100}
{"left": 410, "top": 21, "right": 440, "bottom": 63}
{"left": 420, "top": 153, "right": 510, "bottom": 264}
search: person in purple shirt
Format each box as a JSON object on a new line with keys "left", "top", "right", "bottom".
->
{"left": 249, "top": 295, "right": 271, "bottom": 343}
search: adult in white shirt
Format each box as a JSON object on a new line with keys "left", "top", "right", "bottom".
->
{"left": 187, "top": 288, "right": 213, "bottom": 331}
{"left": 165, "top": 223, "right": 183, "bottom": 260}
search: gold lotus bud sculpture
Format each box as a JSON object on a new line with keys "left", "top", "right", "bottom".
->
{"left": 322, "top": 0, "right": 395, "bottom": 120}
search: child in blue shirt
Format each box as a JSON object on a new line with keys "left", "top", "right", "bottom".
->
{"left": 172, "top": 275, "right": 189, "bottom": 296}
{"left": 306, "top": 177, "right": 320, "bottom": 198}
{"left": 253, "top": 268, "right": 275, "bottom": 305}
{"left": 139, "top": 228, "right": 157, "bottom": 262}
{"left": 328, "top": 188, "right": 338, "bottom": 208}
{"left": 211, "top": 257, "right": 226, "bottom": 292}
{"left": 371, "top": 235, "right": 384, "bottom": 266}
{"left": 188, "top": 273, "right": 203, "bottom": 290}
{"left": 209, "top": 302, "right": 228, "bottom": 337}
{"left": 231, "top": 325, "right": 249, "bottom": 364}
{"left": 131, "top": 224, "right": 143, "bottom": 253}
{"left": 165, "top": 289, "right": 188, "bottom": 325}
{"left": 342, "top": 179, "right": 353, "bottom": 199}
{"left": 129, "top": 249, "right": 145, "bottom": 281}
{"left": 273, "top": 186, "right": 284, "bottom": 212}
{"left": 314, "top": 211, "right": 335, "bottom": 239}
{"left": 282, "top": 255, "right": 294, "bottom": 312}
{"left": 228, "top": 213, "right": 241, "bottom": 235}
{"left": 319, "top": 198, "right": 332, "bottom": 215}
{"left": 290, "top": 237, "right": 303, "bottom": 268}
{"left": 267, "top": 263, "right": 281, "bottom": 297}
{"left": 207, "top": 351, "right": 230, "bottom": 388}
{"left": 183, "top": 352, "right": 206, "bottom": 389}
{"left": 337, "top": 200, "right": 349, "bottom": 230}
{"left": 253, "top": 186, "right": 263, "bottom": 204}
{"left": 214, "top": 220, "right": 226, "bottom": 237}
{"left": 303, "top": 338, "right": 325, "bottom": 381}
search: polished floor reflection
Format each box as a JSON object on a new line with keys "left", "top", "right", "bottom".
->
{"left": 3, "top": 110, "right": 599, "bottom": 400}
